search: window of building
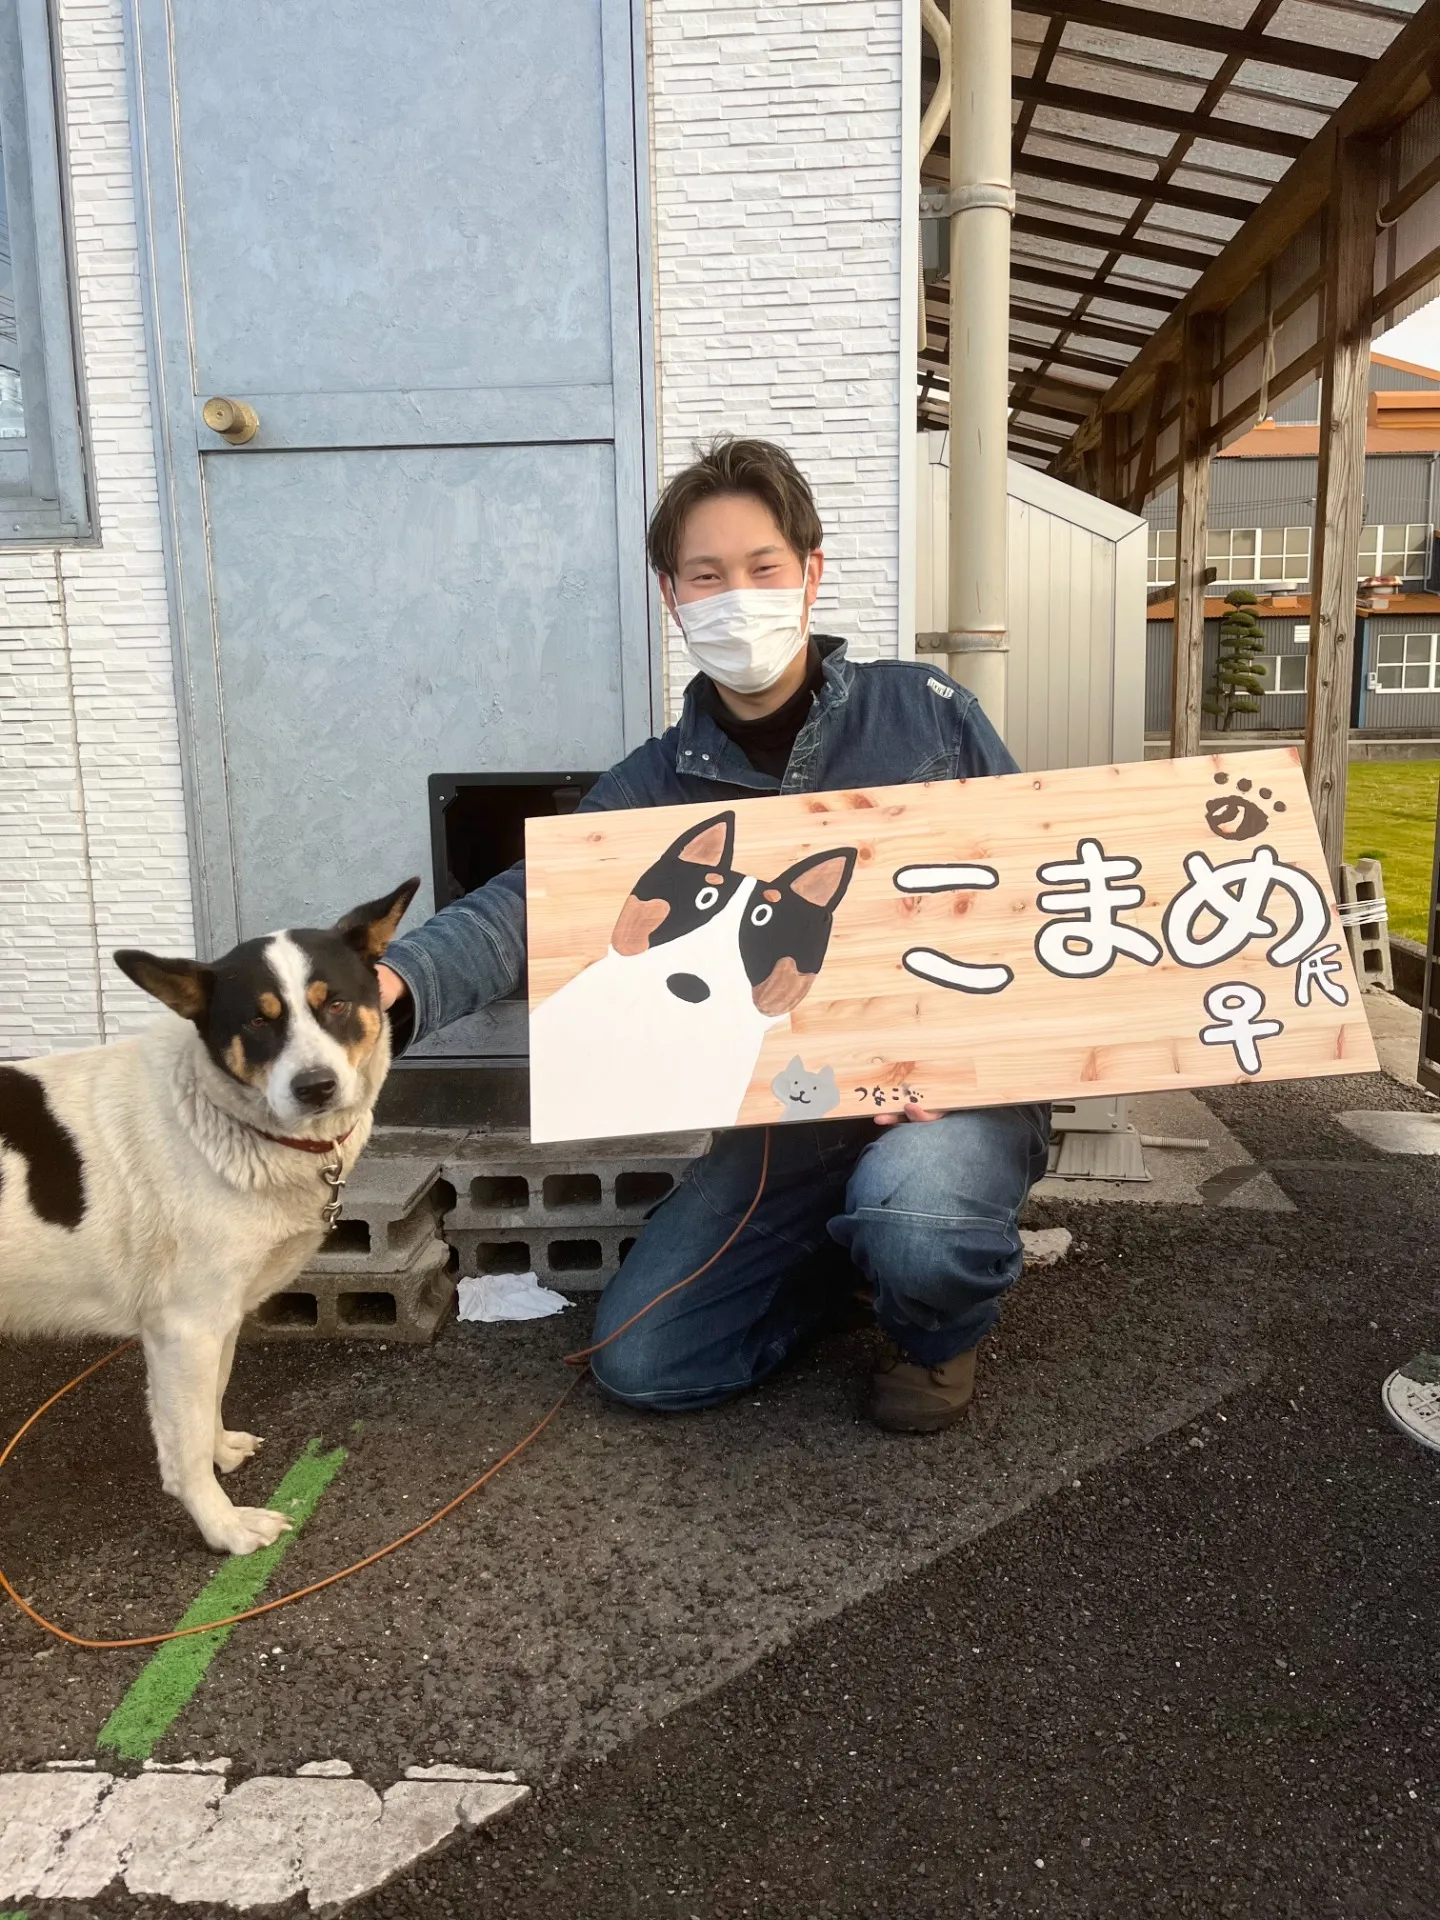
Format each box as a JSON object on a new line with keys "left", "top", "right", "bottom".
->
{"left": 1207, "top": 527, "right": 1258, "bottom": 583}
{"left": 1358, "top": 525, "right": 1430, "bottom": 580}
{"left": 1373, "top": 632, "right": 1440, "bottom": 692}
{"left": 1264, "top": 655, "right": 1307, "bottom": 695}
{"left": 1258, "top": 525, "right": 1312, "bottom": 583}
{"left": 1206, "top": 527, "right": 1312, "bottom": 587}
{"left": 0, "top": 0, "right": 90, "bottom": 540}
{"left": 1148, "top": 524, "right": 1436, "bottom": 593}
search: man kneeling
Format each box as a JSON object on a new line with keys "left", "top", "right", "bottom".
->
{"left": 379, "top": 439, "right": 1049, "bottom": 1432}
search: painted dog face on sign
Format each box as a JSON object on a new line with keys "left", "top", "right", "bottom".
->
{"left": 611, "top": 813, "right": 742, "bottom": 960}
{"left": 530, "top": 812, "right": 858, "bottom": 1141}
{"left": 608, "top": 813, "right": 857, "bottom": 1016}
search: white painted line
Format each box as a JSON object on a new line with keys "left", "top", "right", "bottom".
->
{"left": 404, "top": 1764, "right": 520, "bottom": 1783}
{"left": 0, "top": 1767, "right": 528, "bottom": 1910}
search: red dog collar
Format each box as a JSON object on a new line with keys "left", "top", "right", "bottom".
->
{"left": 246, "top": 1123, "right": 356, "bottom": 1156}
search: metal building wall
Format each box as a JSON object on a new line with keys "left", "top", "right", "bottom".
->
{"left": 1145, "top": 617, "right": 1309, "bottom": 735}
{"left": 1368, "top": 363, "right": 1440, "bottom": 391}
{"left": 1272, "top": 384, "right": 1320, "bottom": 424}
{"left": 1209, "top": 458, "right": 1318, "bottom": 530}
{"left": 1360, "top": 612, "right": 1440, "bottom": 733}
{"left": 1364, "top": 455, "right": 1438, "bottom": 527}
{"left": 1266, "top": 362, "right": 1439, "bottom": 426}
{"left": 1145, "top": 622, "right": 1172, "bottom": 732}
{"left": 1142, "top": 457, "right": 1436, "bottom": 538}
{"left": 1143, "top": 484, "right": 1177, "bottom": 531}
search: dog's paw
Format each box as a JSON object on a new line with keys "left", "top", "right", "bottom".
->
{"left": 205, "top": 1505, "right": 292, "bottom": 1557}
{"left": 214, "top": 1429, "right": 263, "bottom": 1474}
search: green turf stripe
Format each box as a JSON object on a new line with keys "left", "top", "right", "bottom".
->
{"left": 96, "top": 1438, "right": 346, "bottom": 1762}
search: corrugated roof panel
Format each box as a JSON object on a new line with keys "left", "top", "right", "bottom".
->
{"left": 1177, "top": 146, "right": 1291, "bottom": 186}
{"left": 1230, "top": 59, "right": 1353, "bottom": 108}
{"left": 1269, "top": 0, "right": 1406, "bottom": 55}
{"left": 921, "top": 0, "right": 1424, "bottom": 464}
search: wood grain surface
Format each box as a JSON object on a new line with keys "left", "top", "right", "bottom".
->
{"left": 525, "top": 749, "right": 1379, "bottom": 1143}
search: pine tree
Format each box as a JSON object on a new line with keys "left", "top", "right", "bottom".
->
{"left": 1203, "top": 589, "right": 1267, "bottom": 731}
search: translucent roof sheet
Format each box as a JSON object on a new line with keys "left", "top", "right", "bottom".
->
{"left": 918, "top": 0, "right": 1427, "bottom": 462}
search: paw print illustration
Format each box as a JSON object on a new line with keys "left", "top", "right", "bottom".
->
{"left": 1205, "top": 771, "right": 1286, "bottom": 842}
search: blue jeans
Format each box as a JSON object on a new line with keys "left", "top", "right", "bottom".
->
{"left": 589, "top": 1105, "right": 1050, "bottom": 1412}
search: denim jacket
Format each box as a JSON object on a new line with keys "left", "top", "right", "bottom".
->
{"left": 384, "top": 636, "right": 1017, "bottom": 1045}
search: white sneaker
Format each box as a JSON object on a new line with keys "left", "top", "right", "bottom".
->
{"left": 1380, "top": 1354, "right": 1440, "bottom": 1456}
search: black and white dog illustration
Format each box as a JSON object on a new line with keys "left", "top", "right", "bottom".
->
{"left": 0, "top": 880, "right": 418, "bottom": 1555}
{"left": 529, "top": 813, "right": 855, "bottom": 1141}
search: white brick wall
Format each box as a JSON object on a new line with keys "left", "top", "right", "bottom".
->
{"left": 0, "top": 0, "right": 193, "bottom": 1055}
{"left": 649, "top": 0, "right": 905, "bottom": 712}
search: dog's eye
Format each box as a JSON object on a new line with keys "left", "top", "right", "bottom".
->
{"left": 246, "top": 1013, "right": 270, "bottom": 1030}
{"left": 750, "top": 903, "right": 774, "bottom": 928}
{"left": 326, "top": 997, "right": 350, "bottom": 1016}
{"left": 695, "top": 885, "right": 719, "bottom": 911}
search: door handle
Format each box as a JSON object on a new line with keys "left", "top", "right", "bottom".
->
{"left": 202, "top": 397, "right": 259, "bottom": 444}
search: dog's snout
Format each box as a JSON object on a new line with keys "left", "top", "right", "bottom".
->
{"left": 666, "top": 972, "right": 710, "bottom": 1003}
{"left": 291, "top": 1066, "right": 339, "bottom": 1109}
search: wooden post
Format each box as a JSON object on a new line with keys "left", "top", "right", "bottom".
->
{"left": 1129, "top": 370, "right": 1166, "bottom": 514}
{"left": 1304, "top": 139, "right": 1382, "bottom": 879}
{"left": 1170, "top": 314, "right": 1217, "bottom": 758}
{"left": 1096, "top": 411, "right": 1119, "bottom": 504}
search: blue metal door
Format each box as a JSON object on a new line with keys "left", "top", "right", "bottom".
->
{"left": 131, "top": 0, "right": 654, "bottom": 948}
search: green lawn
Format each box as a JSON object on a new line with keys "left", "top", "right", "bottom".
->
{"left": 1344, "top": 759, "right": 1440, "bottom": 942}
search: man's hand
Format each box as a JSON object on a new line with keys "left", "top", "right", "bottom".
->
{"left": 874, "top": 1103, "right": 948, "bottom": 1127}
{"left": 376, "top": 963, "right": 408, "bottom": 1011}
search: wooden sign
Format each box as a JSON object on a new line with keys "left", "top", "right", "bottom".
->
{"left": 524, "top": 749, "right": 1378, "bottom": 1144}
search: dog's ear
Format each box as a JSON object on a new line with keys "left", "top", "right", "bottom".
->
{"left": 772, "top": 848, "right": 857, "bottom": 914}
{"left": 670, "top": 812, "right": 735, "bottom": 870}
{"left": 114, "top": 950, "right": 215, "bottom": 1024}
{"left": 334, "top": 877, "right": 422, "bottom": 963}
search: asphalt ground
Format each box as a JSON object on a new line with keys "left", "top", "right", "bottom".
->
{"left": 3, "top": 1066, "right": 1438, "bottom": 1916}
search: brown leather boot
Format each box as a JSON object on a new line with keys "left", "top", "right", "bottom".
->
{"left": 870, "top": 1342, "right": 977, "bottom": 1433}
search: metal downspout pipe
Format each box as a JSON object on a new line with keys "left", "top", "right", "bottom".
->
{"left": 945, "top": 0, "right": 1014, "bottom": 738}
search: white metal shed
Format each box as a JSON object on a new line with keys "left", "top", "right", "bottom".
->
{"left": 914, "top": 435, "right": 1150, "bottom": 771}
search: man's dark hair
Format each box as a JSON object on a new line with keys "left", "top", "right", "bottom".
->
{"left": 646, "top": 437, "right": 823, "bottom": 579}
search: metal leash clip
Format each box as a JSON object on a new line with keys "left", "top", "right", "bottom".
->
{"left": 319, "top": 1155, "right": 347, "bottom": 1232}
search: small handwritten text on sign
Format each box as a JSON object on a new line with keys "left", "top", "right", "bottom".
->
{"left": 523, "top": 750, "right": 1377, "bottom": 1144}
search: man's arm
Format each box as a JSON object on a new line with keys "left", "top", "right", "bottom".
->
{"left": 377, "top": 761, "right": 640, "bottom": 1044}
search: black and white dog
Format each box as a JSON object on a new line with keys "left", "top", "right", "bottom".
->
{"left": 0, "top": 880, "right": 417, "bottom": 1555}
{"left": 529, "top": 813, "right": 855, "bottom": 1141}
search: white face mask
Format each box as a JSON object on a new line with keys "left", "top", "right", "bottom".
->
{"left": 671, "top": 566, "right": 811, "bottom": 695}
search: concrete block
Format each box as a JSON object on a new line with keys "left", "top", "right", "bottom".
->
{"left": 1339, "top": 858, "right": 1393, "bottom": 992}
{"left": 442, "top": 1130, "right": 707, "bottom": 1231}
{"left": 246, "top": 1236, "right": 454, "bottom": 1343}
{"left": 303, "top": 1139, "right": 454, "bottom": 1272}
{"left": 446, "top": 1224, "right": 639, "bottom": 1295}
{"left": 306, "top": 1188, "right": 446, "bottom": 1275}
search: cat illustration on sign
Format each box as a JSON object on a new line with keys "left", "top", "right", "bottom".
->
{"left": 770, "top": 1056, "right": 841, "bottom": 1121}
{"left": 529, "top": 812, "right": 857, "bottom": 1142}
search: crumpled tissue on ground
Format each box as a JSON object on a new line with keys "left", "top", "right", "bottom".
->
{"left": 456, "top": 1272, "right": 571, "bottom": 1322}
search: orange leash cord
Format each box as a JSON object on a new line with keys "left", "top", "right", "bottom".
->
{"left": 0, "top": 1130, "right": 771, "bottom": 1652}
